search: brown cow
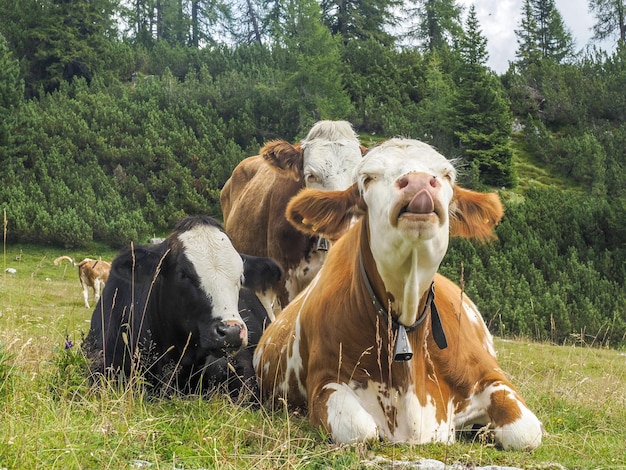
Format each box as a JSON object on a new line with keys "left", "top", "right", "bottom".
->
{"left": 54, "top": 256, "right": 111, "bottom": 308}
{"left": 220, "top": 120, "right": 365, "bottom": 312}
{"left": 254, "top": 138, "right": 543, "bottom": 450}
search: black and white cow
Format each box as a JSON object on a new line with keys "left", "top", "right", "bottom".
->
{"left": 82, "top": 215, "right": 282, "bottom": 396}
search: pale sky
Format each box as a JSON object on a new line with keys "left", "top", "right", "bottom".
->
{"left": 458, "top": 0, "right": 619, "bottom": 73}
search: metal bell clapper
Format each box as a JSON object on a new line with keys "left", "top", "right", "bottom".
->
{"left": 393, "top": 324, "right": 413, "bottom": 361}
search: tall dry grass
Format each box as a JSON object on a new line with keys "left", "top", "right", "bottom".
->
{"left": 1, "top": 241, "right": 626, "bottom": 469}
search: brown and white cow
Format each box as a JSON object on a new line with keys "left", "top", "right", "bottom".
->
{"left": 254, "top": 138, "right": 543, "bottom": 450}
{"left": 220, "top": 120, "right": 364, "bottom": 311}
{"left": 54, "top": 256, "right": 111, "bottom": 308}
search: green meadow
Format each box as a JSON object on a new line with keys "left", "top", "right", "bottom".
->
{"left": 2, "top": 244, "right": 625, "bottom": 469}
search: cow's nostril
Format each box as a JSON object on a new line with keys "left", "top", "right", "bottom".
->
{"left": 214, "top": 322, "right": 244, "bottom": 349}
{"left": 397, "top": 175, "right": 409, "bottom": 189}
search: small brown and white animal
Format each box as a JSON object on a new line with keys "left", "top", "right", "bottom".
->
{"left": 254, "top": 138, "right": 543, "bottom": 450}
{"left": 54, "top": 256, "right": 111, "bottom": 308}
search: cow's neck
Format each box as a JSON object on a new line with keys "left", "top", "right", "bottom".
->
{"left": 360, "top": 219, "right": 437, "bottom": 328}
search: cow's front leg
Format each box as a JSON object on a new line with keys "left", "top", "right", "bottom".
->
{"left": 93, "top": 279, "right": 104, "bottom": 305}
{"left": 82, "top": 284, "right": 91, "bottom": 309}
{"left": 455, "top": 381, "right": 543, "bottom": 451}
{"left": 309, "top": 381, "right": 379, "bottom": 444}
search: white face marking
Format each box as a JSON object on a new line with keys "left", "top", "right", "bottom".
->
{"left": 324, "top": 380, "right": 455, "bottom": 444}
{"left": 302, "top": 140, "right": 363, "bottom": 191}
{"left": 177, "top": 225, "right": 245, "bottom": 328}
{"left": 355, "top": 138, "right": 456, "bottom": 324}
{"left": 300, "top": 121, "right": 362, "bottom": 191}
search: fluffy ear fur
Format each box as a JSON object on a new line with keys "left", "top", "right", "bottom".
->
{"left": 449, "top": 187, "right": 504, "bottom": 241}
{"left": 260, "top": 140, "right": 304, "bottom": 178}
{"left": 286, "top": 184, "right": 365, "bottom": 239}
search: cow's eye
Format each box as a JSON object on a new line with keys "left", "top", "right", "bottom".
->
{"left": 362, "top": 175, "right": 375, "bottom": 186}
{"left": 305, "top": 173, "right": 319, "bottom": 185}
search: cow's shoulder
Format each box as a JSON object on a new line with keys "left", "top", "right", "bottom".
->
{"left": 428, "top": 274, "right": 499, "bottom": 383}
{"left": 223, "top": 155, "right": 302, "bottom": 218}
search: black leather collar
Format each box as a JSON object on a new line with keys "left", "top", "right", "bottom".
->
{"left": 358, "top": 250, "right": 448, "bottom": 351}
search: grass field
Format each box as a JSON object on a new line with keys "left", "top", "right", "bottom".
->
{"left": 2, "top": 244, "right": 626, "bottom": 469}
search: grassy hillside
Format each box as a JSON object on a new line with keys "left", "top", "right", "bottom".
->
{"left": 510, "top": 133, "right": 582, "bottom": 194}
{"left": 2, "top": 244, "right": 626, "bottom": 469}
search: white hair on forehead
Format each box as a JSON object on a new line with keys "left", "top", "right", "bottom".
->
{"left": 178, "top": 224, "right": 246, "bottom": 324}
{"left": 371, "top": 137, "right": 435, "bottom": 153}
{"left": 354, "top": 138, "right": 458, "bottom": 184}
{"left": 301, "top": 120, "right": 360, "bottom": 145}
{"left": 305, "top": 141, "right": 360, "bottom": 172}
{"left": 178, "top": 225, "right": 243, "bottom": 291}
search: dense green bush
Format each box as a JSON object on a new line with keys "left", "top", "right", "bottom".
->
{"left": 442, "top": 187, "right": 626, "bottom": 347}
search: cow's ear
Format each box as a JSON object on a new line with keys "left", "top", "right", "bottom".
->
{"left": 261, "top": 140, "right": 304, "bottom": 178}
{"left": 241, "top": 254, "right": 283, "bottom": 292}
{"left": 287, "top": 184, "right": 365, "bottom": 239}
{"left": 360, "top": 145, "right": 368, "bottom": 155}
{"left": 112, "top": 245, "right": 167, "bottom": 283}
{"left": 449, "top": 186, "right": 504, "bottom": 241}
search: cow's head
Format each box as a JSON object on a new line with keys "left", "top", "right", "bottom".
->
{"left": 261, "top": 120, "right": 365, "bottom": 191}
{"left": 286, "top": 138, "right": 503, "bottom": 325}
{"left": 111, "top": 216, "right": 279, "bottom": 359}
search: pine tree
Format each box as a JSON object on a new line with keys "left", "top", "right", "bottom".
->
{"left": 538, "top": 0, "right": 575, "bottom": 62}
{"left": 278, "top": 0, "right": 353, "bottom": 131}
{"left": 187, "top": 0, "right": 234, "bottom": 47}
{"left": 588, "top": 0, "right": 626, "bottom": 43}
{"left": 403, "top": 0, "right": 463, "bottom": 52}
{"left": 320, "top": 0, "right": 400, "bottom": 46}
{"left": 0, "top": 33, "right": 22, "bottom": 147}
{"left": 453, "top": 5, "right": 516, "bottom": 188}
{"left": 516, "top": 0, "right": 543, "bottom": 67}
{"left": 457, "top": 4, "right": 487, "bottom": 66}
{"left": 229, "top": 0, "right": 265, "bottom": 45}
{"left": 515, "top": 0, "right": 574, "bottom": 66}
{"left": 0, "top": 0, "right": 118, "bottom": 95}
